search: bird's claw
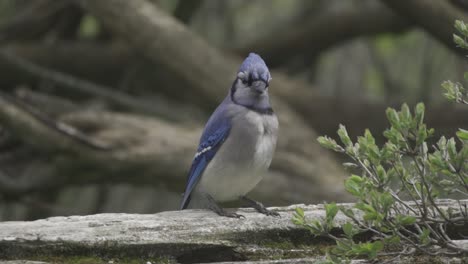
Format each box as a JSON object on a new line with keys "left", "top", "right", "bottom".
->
{"left": 241, "top": 196, "right": 279, "bottom": 217}
{"left": 264, "top": 209, "right": 280, "bottom": 217}
{"left": 220, "top": 211, "right": 245, "bottom": 219}
{"left": 258, "top": 208, "right": 280, "bottom": 217}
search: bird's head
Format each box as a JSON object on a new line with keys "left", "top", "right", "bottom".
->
{"left": 231, "top": 53, "right": 272, "bottom": 110}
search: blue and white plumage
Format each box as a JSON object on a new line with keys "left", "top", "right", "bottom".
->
{"left": 180, "top": 53, "right": 279, "bottom": 217}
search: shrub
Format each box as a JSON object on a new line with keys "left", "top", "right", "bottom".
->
{"left": 293, "top": 20, "right": 468, "bottom": 262}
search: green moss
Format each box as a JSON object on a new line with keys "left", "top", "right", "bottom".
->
{"left": 37, "top": 256, "right": 107, "bottom": 264}
{"left": 243, "top": 235, "right": 335, "bottom": 261}
{"left": 261, "top": 240, "right": 331, "bottom": 253}
{"left": 261, "top": 240, "right": 296, "bottom": 250}
{"left": 27, "top": 255, "right": 175, "bottom": 264}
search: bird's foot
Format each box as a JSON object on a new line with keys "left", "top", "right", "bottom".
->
{"left": 258, "top": 207, "right": 280, "bottom": 217}
{"left": 206, "top": 194, "right": 245, "bottom": 219}
{"left": 242, "top": 196, "right": 279, "bottom": 217}
{"left": 216, "top": 210, "right": 245, "bottom": 219}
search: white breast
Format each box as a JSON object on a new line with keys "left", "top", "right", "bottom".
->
{"left": 195, "top": 109, "right": 279, "bottom": 202}
{"left": 248, "top": 111, "right": 278, "bottom": 170}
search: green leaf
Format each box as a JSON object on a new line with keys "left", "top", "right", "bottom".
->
{"left": 455, "top": 20, "right": 468, "bottom": 35}
{"left": 307, "top": 220, "right": 324, "bottom": 235}
{"left": 447, "top": 138, "right": 457, "bottom": 161}
{"left": 317, "top": 136, "right": 343, "bottom": 152}
{"left": 460, "top": 146, "right": 468, "bottom": 169}
{"left": 350, "top": 241, "right": 383, "bottom": 259}
{"left": 397, "top": 215, "right": 416, "bottom": 225}
{"left": 428, "top": 152, "right": 447, "bottom": 170}
{"left": 442, "top": 80, "right": 464, "bottom": 102}
{"left": 342, "top": 162, "right": 358, "bottom": 169}
{"left": 340, "top": 207, "right": 355, "bottom": 218}
{"left": 384, "top": 235, "right": 401, "bottom": 245}
{"left": 376, "top": 165, "right": 387, "bottom": 183}
{"left": 295, "top": 207, "right": 304, "bottom": 218}
{"left": 383, "top": 127, "right": 405, "bottom": 146}
{"left": 358, "top": 130, "right": 381, "bottom": 165}
{"left": 337, "top": 124, "right": 352, "bottom": 147}
{"left": 342, "top": 223, "right": 355, "bottom": 238}
{"left": 335, "top": 238, "right": 354, "bottom": 255}
{"left": 399, "top": 103, "right": 411, "bottom": 128}
{"left": 379, "top": 192, "right": 394, "bottom": 213}
{"left": 355, "top": 202, "right": 373, "bottom": 212}
{"left": 414, "top": 103, "right": 425, "bottom": 126}
{"left": 439, "top": 179, "right": 455, "bottom": 187}
{"left": 381, "top": 142, "right": 398, "bottom": 161}
{"left": 416, "top": 124, "right": 428, "bottom": 146}
{"left": 363, "top": 211, "right": 381, "bottom": 222}
{"left": 386, "top": 108, "right": 401, "bottom": 130}
{"left": 457, "top": 129, "right": 468, "bottom": 141}
{"left": 292, "top": 207, "right": 305, "bottom": 225}
{"left": 370, "top": 241, "right": 384, "bottom": 258}
{"left": 325, "top": 203, "right": 338, "bottom": 221}
{"left": 344, "top": 175, "right": 363, "bottom": 196}
{"left": 364, "top": 129, "right": 376, "bottom": 145}
{"left": 419, "top": 227, "right": 431, "bottom": 246}
{"left": 454, "top": 34, "right": 468, "bottom": 48}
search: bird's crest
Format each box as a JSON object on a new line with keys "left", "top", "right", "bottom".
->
{"left": 238, "top": 53, "right": 271, "bottom": 82}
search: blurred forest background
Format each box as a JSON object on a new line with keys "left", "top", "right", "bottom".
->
{"left": 1, "top": 0, "right": 468, "bottom": 221}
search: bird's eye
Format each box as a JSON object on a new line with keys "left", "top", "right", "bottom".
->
{"left": 247, "top": 77, "right": 254, "bottom": 86}
{"left": 242, "top": 79, "right": 248, "bottom": 85}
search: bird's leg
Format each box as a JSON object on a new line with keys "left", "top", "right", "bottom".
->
{"left": 241, "top": 196, "right": 279, "bottom": 216}
{"left": 206, "top": 194, "right": 245, "bottom": 218}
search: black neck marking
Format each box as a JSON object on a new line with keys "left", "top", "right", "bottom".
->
{"left": 239, "top": 104, "right": 274, "bottom": 115}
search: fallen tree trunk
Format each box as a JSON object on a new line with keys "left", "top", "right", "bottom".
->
{"left": 0, "top": 0, "right": 351, "bottom": 206}
{"left": 236, "top": 2, "right": 410, "bottom": 68}
{"left": 1, "top": 200, "right": 467, "bottom": 263}
{"left": 2, "top": 42, "right": 468, "bottom": 141}
{"left": 0, "top": 94, "right": 349, "bottom": 204}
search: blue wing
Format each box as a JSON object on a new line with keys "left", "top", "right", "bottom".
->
{"left": 180, "top": 117, "right": 231, "bottom": 209}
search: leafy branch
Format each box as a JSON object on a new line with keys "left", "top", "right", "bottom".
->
{"left": 293, "top": 20, "right": 468, "bottom": 263}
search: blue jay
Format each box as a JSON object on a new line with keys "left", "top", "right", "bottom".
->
{"left": 180, "top": 53, "right": 279, "bottom": 218}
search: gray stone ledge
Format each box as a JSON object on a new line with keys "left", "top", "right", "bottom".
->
{"left": 0, "top": 201, "right": 467, "bottom": 263}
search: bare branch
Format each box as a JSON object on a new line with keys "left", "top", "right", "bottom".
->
{"left": 381, "top": 0, "right": 468, "bottom": 57}
{"left": 173, "top": 0, "right": 204, "bottom": 24}
{"left": 0, "top": 50, "right": 176, "bottom": 118}
{"left": 235, "top": 3, "right": 410, "bottom": 68}
{"left": 2, "top": 92, "right": 110, "bottom": 150}
{"left": 1, "top": 42, "right": 468, "bottom": 143}
{"left": 0, "top": 96, "right": 349, "bottom": 203}
{"left": 0, "top": 92, "right": 106, "bottom": 155}
{"left": 80, "top": 0, "right": 234, "bottom": 104}
{"left": 15, "top": 87, "right": 79, "bottom": 116}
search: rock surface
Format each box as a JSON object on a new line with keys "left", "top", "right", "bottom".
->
{"left": 0, "top": 204, "right": 331, "bottom": 263}
{"left": 0, "top": 201, "right": 467, "bottom": 263}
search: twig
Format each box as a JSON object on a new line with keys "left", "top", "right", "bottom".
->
{"left": 0, "top": 92, "right": 110, "bottom": 151}
{"left": 15, "top": 87, "right": 79, "bottom": 116}
{"left": 390, "top": 162, "right": 424, "bottom": 216}
{"left": 412, "top": 155, "right": 451, "bottom": 222}
{"left": 0, "top": 50, "right": 163, "bottom": 117}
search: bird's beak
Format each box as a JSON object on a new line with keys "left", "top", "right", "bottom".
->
{"left": 253, "top": 81, "right": 268, "bottom": 95}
